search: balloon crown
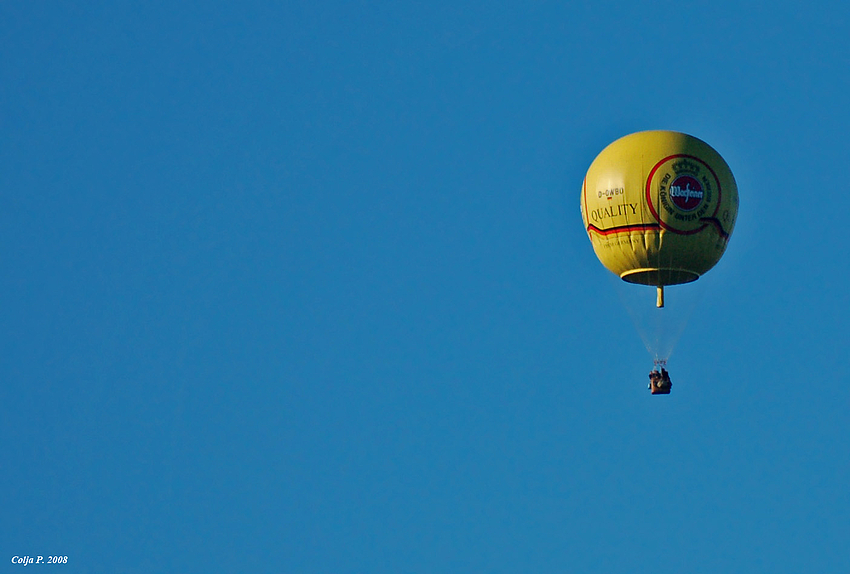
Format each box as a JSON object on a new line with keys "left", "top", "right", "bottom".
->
{"left": 671, "top": 159, "right": 700, "bottom": 174}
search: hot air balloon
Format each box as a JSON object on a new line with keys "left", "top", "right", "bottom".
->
{"left": 580, "top": 131, "right": 738, "bottom": 393}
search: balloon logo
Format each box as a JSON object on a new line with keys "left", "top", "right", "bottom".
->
{"left": 669, "top": 175, "right": 703, "bottom": 211}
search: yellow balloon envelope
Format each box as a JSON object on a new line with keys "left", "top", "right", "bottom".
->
{"left": 581, "top": 131, "right": 738, "bottom": 304}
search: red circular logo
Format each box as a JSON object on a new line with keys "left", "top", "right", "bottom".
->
{"left": 669, "top": 175, "right": 703, "bottom": 211}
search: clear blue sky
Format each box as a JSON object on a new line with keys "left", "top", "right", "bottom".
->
{"left": 2, "top": 1, "right": 849, "bottom": 572}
